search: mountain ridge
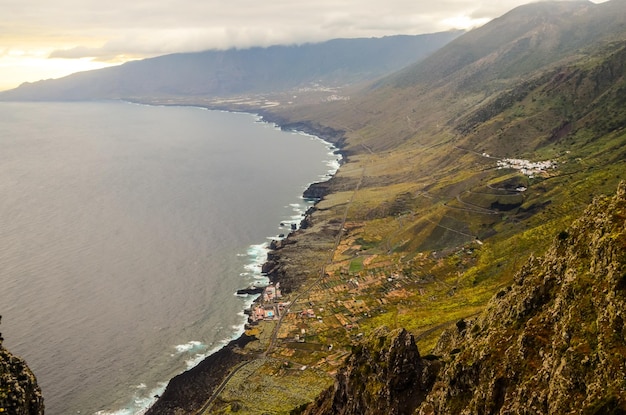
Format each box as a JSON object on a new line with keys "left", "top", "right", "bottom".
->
{"left": 0, "top": 32, "right": 462, "bottom": 101}
{"left": 286, "top": 0, "right": 626, "bottom": 156}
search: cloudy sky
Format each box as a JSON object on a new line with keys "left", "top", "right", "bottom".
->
{"left": 1, "top": 0, "right": 608, "bottom": 91}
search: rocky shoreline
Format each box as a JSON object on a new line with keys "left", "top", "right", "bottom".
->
{"left": 145, "top": 334, "right": 256, "bottom": 415}
{"left": 145, "top": 113, "right": 346, "bottom": 414}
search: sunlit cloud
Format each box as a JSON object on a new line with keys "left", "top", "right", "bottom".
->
{"left": 441, "top": 15, "right": 491, "bottom": 31}
{"left": 0, "top": 0, "right": 614, "bottom": 90}
{"left": 0, "top": 53, "right": 117, "bottom": 91}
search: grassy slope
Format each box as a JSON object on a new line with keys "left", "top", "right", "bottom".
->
{"left": 263, "top": 0, "right": 626, "bottom": 354}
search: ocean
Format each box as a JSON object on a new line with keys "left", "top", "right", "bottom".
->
{"left": 0, "top": 101, "right": 339, "bottom": 414}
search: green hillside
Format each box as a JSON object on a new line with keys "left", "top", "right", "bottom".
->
{"left": 268, "top": 0, "right": 626, "bottom": 266}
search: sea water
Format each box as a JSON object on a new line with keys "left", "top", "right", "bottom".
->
{"left": 0, "top": 101, "right": 339, "bottom": 414}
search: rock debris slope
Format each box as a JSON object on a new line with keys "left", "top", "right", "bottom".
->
{"left": 305, "top": 183, "right": 626, "bottom": 415}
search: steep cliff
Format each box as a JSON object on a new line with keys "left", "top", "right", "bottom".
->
{"left": 305, "top": 183, "right": 626, "bottom": 414}
{"left": 303, "top": 327, "right": 440, "bottom": 415}
{"left": 0, "top": 318, "right": 44, "bottom": 415}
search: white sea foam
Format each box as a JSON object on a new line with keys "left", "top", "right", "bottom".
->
{"left": 185, "top": 354, "right": 207, "bottom": 370}
{"left": 182, "top": 324, "right": 246, "bottom": 370}
{"left": 240, "top": 290, "right": 261, "bottom": 309}
{"left": 246, "top": 243, "right": 268, "bottom": 258}
{"left": 174, "top": 340, "right": 204, "bottom": 354}
{"left": 242, "top": 242, "right": 270, "bottom": 279}
{"left": 94, "top": 382, "right": 167, "bottom": 415}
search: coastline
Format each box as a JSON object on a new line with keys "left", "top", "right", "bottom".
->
{"left": 145, "top": 108, "right": 346, "bottom": 415}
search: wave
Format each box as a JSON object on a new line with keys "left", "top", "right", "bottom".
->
{"left": 183, "top": 325, "right": 245, "bottom": 370}
{"left": 242, "top": 243, "right": 270, "bottom": 281}
{"left": 93, "top": 382, "right": 167, "bottom": 415}
{"left": 174, "top": 340, "right": 204, "bottom": 354}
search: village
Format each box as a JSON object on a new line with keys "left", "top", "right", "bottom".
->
{"left": 496, "top": 157, "right": 557, "bottom": 178}
{"left": 247, "top": 282, "right": 289, "bottom": 323}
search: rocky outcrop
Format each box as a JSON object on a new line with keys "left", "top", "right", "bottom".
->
{"left": 302, "top": 177, "right": 358, "bottom": 201}
{"left": 304, "top": 327, "right": 440, "bottom": 415}
{"left": 0, "top": 317, "right": 44, "bottom": 415}
{"left": 306, "top": 183, "right": 626, "bottom": 414}
{"left": 303, "top": 181, "right": 335, "bottom": 201}
{"left": 235, "top": 286, "right": 265, "bottom": 296}
{"left": 419, "top": 182, "right": 626, "bottom": 414}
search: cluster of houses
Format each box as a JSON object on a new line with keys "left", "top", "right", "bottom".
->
{"left": 300, "top": 308, "right": 317, "bottom": 318}
{"left": 262, "top": 283, "right": 282, "bottom": 302}
{"left": 497, "top": 158, "right": 557, "bottom": 178}
{"left": 248, "top": 283, "right": 291, "bottom": 323}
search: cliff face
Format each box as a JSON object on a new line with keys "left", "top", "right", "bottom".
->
{"left": 420, "top": 183, "right": 626, "bottom": 414}
{"left": 304, "top": 327, "right": 440, "bottom": 415}
{"left": 0, "top": 318, "right": 44, "bottom": 415}
{"left": 306, "top": 183, "right": 626, "bottom": 415}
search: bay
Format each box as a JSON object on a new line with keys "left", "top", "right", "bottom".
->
{"left": 0, "top": 101, "right": 339, "bottom": 414}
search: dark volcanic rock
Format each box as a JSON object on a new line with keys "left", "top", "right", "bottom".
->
{"left": 0, "top": 317, "right": 44, "bottom": 415}
{"left": 146, "top": 334, "right": 255, "bottom": 415}
{"left": 268, "top": 237, "right": 297, "bottom": 251}
{"left": 279, "top": 121, "right": 346, "bottom": 149}
{"left": 299, "top": 207, "right": 316, "bottom": 229}
{"left": 303, "top": 181, "right": 333, "bottom": 200}
{"left": 303, "top": 176, "right": 359, "bottom": 201}
{"left": 261, "top": 259, "right": 278, "bottom": 275}
{"left": 236, "top": 286, "right": 264, "bottom": 296}
{"left": 304, "top": 327, "right": 440, "bottom": 415}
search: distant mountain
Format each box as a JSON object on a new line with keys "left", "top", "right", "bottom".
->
{"left": 389, "top": 1, "right": 602, "bottom": 89}
{"left": 270, "top": 0, "right": 626, "bottom": 256}
{"left": 387, "top": 0, "right": 626, "bottom": 93}
{"left": 0, "top": 32, "right": 462, "bottom": 101}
